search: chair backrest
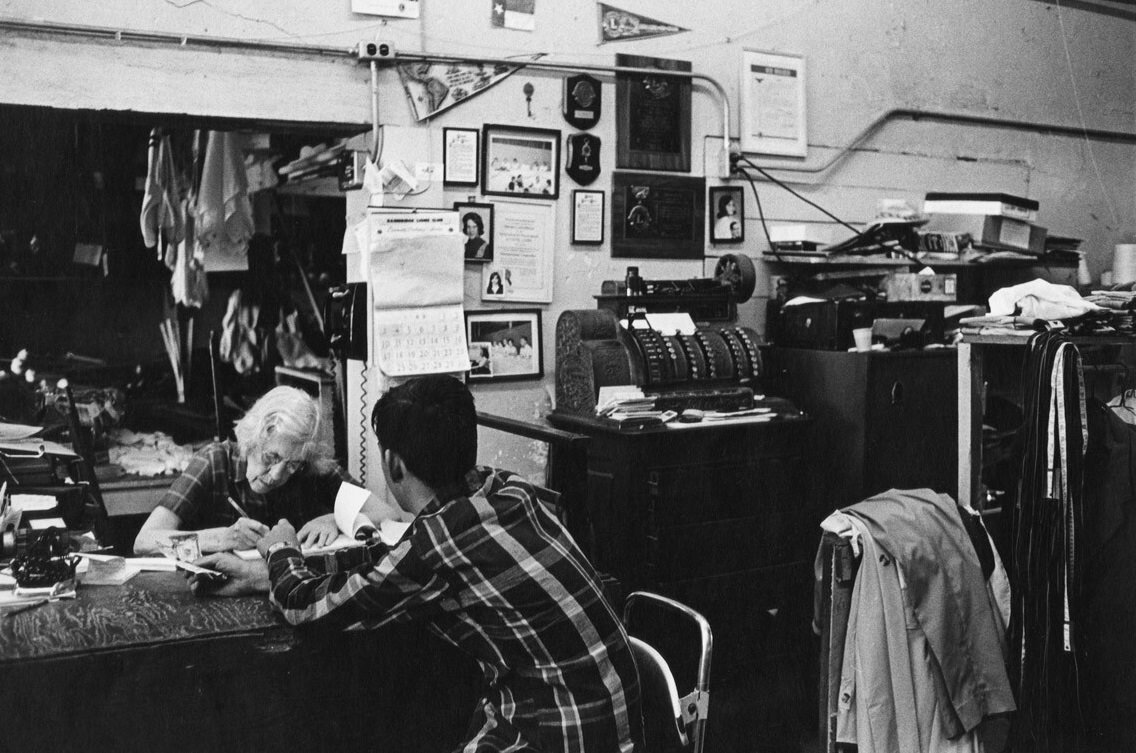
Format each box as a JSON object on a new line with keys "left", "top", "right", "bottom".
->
{"left": 623, "top": 591, "right": 713, "bottom": 753}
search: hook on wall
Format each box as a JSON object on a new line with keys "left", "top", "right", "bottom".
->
{"left": 523, "top": 82, "right": 534, "bottom": 118}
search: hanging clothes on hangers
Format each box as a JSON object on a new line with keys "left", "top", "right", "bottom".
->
{"left": 139, "top": 128, "right": 186, "bottom": 256}
{"left": 195, "top": 131, "right": 254, "bottom": 272}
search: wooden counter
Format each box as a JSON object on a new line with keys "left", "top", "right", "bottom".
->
{"left": 1, "top": 572, "right": 480, "bottom": 753}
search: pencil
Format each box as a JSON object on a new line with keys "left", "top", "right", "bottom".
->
{"left": 227, "top": 496, "right": 250, "bottom": 518}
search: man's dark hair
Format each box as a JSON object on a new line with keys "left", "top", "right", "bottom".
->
{"left": 371, "top": 375, "right": 477, "bottom": 490}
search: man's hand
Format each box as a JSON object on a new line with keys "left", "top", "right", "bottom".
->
{"left": 217, "top": 517, "right": 270, "bottom": 552}
{"left": 187, "top": 553, "right": 270, "bottom": 597}
{"left": 257, "top": 519, "right": 300, "bottom": 559}
{"left": 297, "top": 513, "right": 339, "bottom": 549}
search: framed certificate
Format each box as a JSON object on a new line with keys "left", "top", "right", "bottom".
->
{"left": 740, "top": 50, "right": 807, "bottom": 157}
{"left": 443, "top": 127, "right": 480, "bottom": 186}
{"left": 571, "top": 190, "right": 605, "bottom": 245}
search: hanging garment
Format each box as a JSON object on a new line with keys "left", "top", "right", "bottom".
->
{"left": 169, "top": 234, "right": 208, "bottom": 309}
{"left": 219, "top": 289, "right": 263, "bottom": 375}
{"left": 139, "top": 129, "right": 185, "bottom": 252}
{"left": 833, "top": 489, "right": 1015, "bottom": 753}
{"left": 275, "top": 310, "right": 325, "bottom": 371}
{"left": 195, "top": 131, "right": 254, "bottom": 271}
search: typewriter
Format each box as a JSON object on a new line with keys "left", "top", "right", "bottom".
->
{"left": 554, "top": 254, "right": 765, "bottom": 417}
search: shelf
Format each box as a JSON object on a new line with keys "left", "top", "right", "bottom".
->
{"left": 761, "top": 253, "right": 1077, "bottom": 269}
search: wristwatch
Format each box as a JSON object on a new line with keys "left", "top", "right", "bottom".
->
{"left": 265, "top": 541, "right": 292, "bottom": 557}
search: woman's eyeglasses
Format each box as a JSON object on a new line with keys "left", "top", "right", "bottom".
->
{"left": 259, "top": 452, "right": 305, "bottom": 475}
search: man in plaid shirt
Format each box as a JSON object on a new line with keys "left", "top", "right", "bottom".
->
{"left": 201, "top": 375, "right": 642, "bottom": 752}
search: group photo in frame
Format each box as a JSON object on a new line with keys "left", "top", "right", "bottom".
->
{"left": 709, "top": 186, "right": 745, "bottom": 244}
{"left": 442, "top": 127, "right": 480, "bottom": 186}
{"left": 464, "top": 309, "right": 544, "bottom": 382}
{"left": 482, "top": 124, "right": 561, "bottom": 199}
{"left": 454, "top": 201, "right": 494, "bottom": 262}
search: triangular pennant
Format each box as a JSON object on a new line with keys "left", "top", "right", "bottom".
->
{"left": 397, "top": 55, "right": 544, "bottom": 121}
{"left": 598, "top": 3, "right": 688, "bottom": 44}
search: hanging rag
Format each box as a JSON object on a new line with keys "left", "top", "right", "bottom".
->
{"left": 195, "top": 131, "right": 254, "bottom": 271}
{"left": 219, "top": 289, "right": 263, "bottom": 375}
{"left": 139, "top": 129, "right": 185, "bottom": 253}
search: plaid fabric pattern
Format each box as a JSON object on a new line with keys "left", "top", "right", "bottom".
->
{"left": 158, "top": 441, "right": 342, "bottom": 529}
{"left": 266, "top": 467, "right": 643, "bottom": 753}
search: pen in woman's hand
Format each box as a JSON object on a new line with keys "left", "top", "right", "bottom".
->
{"left": 227, "top": 496, "right": 250, "bottom": 518}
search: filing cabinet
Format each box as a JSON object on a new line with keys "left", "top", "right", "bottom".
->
{"left": 767, "top": 347, "right": 958, "bottom": 509}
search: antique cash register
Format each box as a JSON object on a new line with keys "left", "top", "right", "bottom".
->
{"left": 553, "top": 254, "right": 765, "bottom": 417}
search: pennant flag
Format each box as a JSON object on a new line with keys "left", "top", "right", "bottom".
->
{"left": 398, "top": 55, "right": 544, "bottom": 121}
{"left": 491, "top": 0, "right": 536, "bottom": 31}
{"left": 598, "top": 3, "right": 687, "bottom": 43}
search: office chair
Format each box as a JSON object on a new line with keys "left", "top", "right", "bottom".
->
{"left": 623, "top": 591, "right": 713, "bottom": 753}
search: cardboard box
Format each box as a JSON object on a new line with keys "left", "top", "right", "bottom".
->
{"left": 923, "top": 213, "right": 1046, "bottom": 254}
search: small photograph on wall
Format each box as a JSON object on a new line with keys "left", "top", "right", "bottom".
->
{"left": 454, "top": 201, "right": 494, "bottom": 262}
{"left": 465, "top": 309, "right": 544, "bottom": 382}
{"left": 709, "top": 186, "right": 744, "bottom": 244}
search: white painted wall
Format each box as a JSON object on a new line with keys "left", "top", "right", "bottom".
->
{"left": 1, "top": 0, "right": 1133, "bottom": 479}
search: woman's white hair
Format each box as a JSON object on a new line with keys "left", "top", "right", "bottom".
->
{"left": 233, "top": 386, "right": 337, "bottom": 474}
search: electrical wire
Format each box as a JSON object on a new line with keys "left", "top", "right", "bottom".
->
{"left": 1054, "top": 0, "right": 1118, "bottom": 227}
{"left": 357, "top": 363, "right": 368, "bottom": 486}
{"left": 735, "top": 154, "right": 926, "bottom": 268}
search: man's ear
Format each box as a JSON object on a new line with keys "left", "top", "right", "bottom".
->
{"left": 385, "top": 449, "right": 404, "bottom": 483}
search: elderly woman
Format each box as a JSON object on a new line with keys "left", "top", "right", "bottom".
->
{"left": 134, "top": 386, "right": 349, "bottom": 555}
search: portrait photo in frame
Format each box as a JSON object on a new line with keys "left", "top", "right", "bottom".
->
{"left": 443, "top": 127, "right": 480, "bottom": 186}
{"left": 571, "top": 190, "right": 605, "bottom": 245}
{"left": 482, "top": 124, "right": 561, "bottom": 199}
{"left": 464, "top": 309, "right": 544, "bottom": 382}
{"left": 708, "top": 186, "right": 745, "bottom": 244}
{"left": 454, "top": 201, "right": 494, "bottom": 262}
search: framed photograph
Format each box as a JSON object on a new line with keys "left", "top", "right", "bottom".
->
{"left": 740, "top": 49, "right": 807, "bottom": 157}
{"left": 481, "top": 200, "right": 555, "bottom": 303}
{"left": 708, "top": 186, "right": 744, "bottom": 244}
{"left": 454, "top": 201, "right": 494, "bottom": 262}
{"left": 482, "top": 124, "right": 561, "bottom": 199}
{"left": 611, "top": 171, "right": 705, "bottom": 259}
{"left": 571, "top": 190, "right": 605, "bottom": 245}
{"left": 443, "top": 127, "right": 480, "bottom": 186}
{"left": 464, "top": 309, "right": 544, "bottom": 382}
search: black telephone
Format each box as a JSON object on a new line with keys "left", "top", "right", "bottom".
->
{"left": 324, "top": 283, "right": 367, "bottom": 361}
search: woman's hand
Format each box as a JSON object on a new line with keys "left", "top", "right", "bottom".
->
{"left": 217, "top": 517, "right": 270, "bottom": 552}
{"left": 297, "top": 513, "right": 339, "bottom": 549}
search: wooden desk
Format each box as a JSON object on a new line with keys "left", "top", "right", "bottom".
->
{"left": 0, "top": 572, "right": 479, "bottom": 753}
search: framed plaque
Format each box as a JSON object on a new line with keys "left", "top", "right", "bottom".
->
{"left": 442, "top": 127, "right": 480, "bottom": 186}
{"left": 571, "top": 190, "right": 605, "bottom": 245}
{"left": 615, "top": 53, "right": 692, "bottom": 173}
{"left": 740, "top": 49, "right": 807, "bottom": 157}
{"left": 611, "top": 172, "right": 704, "bottom": 259}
